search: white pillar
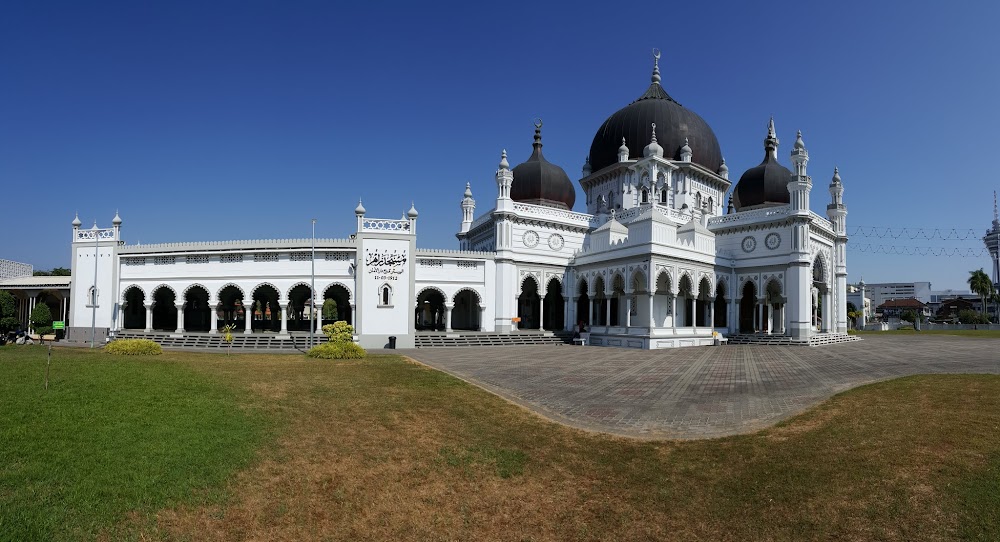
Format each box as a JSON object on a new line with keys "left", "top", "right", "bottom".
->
{"left": 478, "top": 305, "right": 486, "bottom": 331}
{"left": 116, "top": 304, "right": 124, "bottom": 331}
{"left": 175, "top": 304, "right": 184, "bottom": 333}
{"left": 210, "top": 304, "right": 218, "bottom": 333}
{"left": 444, "top": 303, "right": 453, "bottom": 332}
{"left": 244, "top": 300, "right": 253, "bottom": 334}
{"left": 563, "top": 296, "right": 571, "bottom": 331}
{"left": 538, "top": 297, "right": 545, "bottom": 331}
{"left": 625, "top": 296, "right": 632, "bottom": 328}
{"left": 709, "top": 300, "right": 715, "bottom": 329}
{"left": 280, "top": 303, "right": 289, "bottom": 335}
{"left": 766, "top": 303, "right": 774, "bottom": 334}
{"left": 670, "top": 295, "right": 677, "bottom": 333}
{"left": 588, "top": 298, "right": 594, "bottom": 326}
{"left": 144, "top": 304, "right": 153, "bottom": 332}
{"left": 648, "top": 293, "right": 655, "bottom": 329}
{"left": 28, "top": 298, "right": 36, "bottom": 334}
{"left": 690, "top": 297, "right": 697, "bottom": 332}
{"left": 605, "top": 298, "right": 611, "bottom": 328}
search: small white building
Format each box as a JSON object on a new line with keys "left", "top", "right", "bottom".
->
{"left": 67, "top": 53, "right": 850, "bottom": 349}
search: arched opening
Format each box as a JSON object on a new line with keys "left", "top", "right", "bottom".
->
{"left": 122, "top": 287, "right": 145, "bottom": 330}
{"left": 183, "top": 286, "right": 211, "bottom": 332}
{"left": 739, "top": 281, "right": 757, "bottom": 333}
{"left": 610, "top": 274, "right": 625, "bottom": 326}
{"left": 653, "top": 272, "right": 673, "bottom": 328}
{"left": 764, "top": 279, "right": 784, "bottom": 334}
{"left": 452, "top": 289, "right": 481, "bottom": 331}
{"left": 151, "top": 287, "right": 177, "bottom": 331}
{"left": 416, "top": 288, "right": 445, "bottom": 331}
{"left": 630, "top": 271, "right": 648, "bottom": 327}
{"left": 576, "top": 279, "right": 590, "bottom": 328}
{"left": 543, "top": 279, "right": 564, "bottom": 331}
{"left": 696, "top": 277, "right": 712, "bottom": 327}
{"left": 33, "top": 290, "right": 62, "bottom": 329}
{"left": 641, "top": 189, "right": 649, "bottom": 204}
{"left": 216, "top": 285, "right": 246, "bottom": 331}
{"left": 287, "top": 284, "right": 313, "bottom": 332}
{"left": 517, "top": 277, "right": 540, "bottom": 330}
{"left": 714, "top": 281, "right": 727, "bottom": 328}
{"left": 592, "top": 276, "right": 607, "bottom": 326}
{"left": 678, "top": 275, "right": 694, "bottom": 327}
{"left": 659, "top": 189, "right": 668, "bottom": 204}
{"left": 251, "top": 284, "right": 280, "bottom": 333}
{"left": 813, "top": 256, "right": 829, "bottom": 332}
{"left": 323, "top": 284, "right": 352, "bottom": 326}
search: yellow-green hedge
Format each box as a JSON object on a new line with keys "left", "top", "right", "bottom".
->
{"left": 306, "top": 342, "right": 366, "bottom": 360}
{"left": 105, "top": 338, "right": 163, "bottom": 356}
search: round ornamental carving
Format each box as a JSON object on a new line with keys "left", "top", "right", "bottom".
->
{"left": 765, "top": 232, "right": 781, "bottom": 250}
{"left": 548, "top": 233, "right": 564, "bottom": 251}
{"left": 523, "top": 230, "right": 539, "bottom": 248}
{"left": 741, "top": 236, "right": 757, "bottom": 253}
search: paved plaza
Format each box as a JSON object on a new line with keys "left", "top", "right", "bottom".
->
{"left": 401, "top": 335, "right": 1000, "bottom": 439}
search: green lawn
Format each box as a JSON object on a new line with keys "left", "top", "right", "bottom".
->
{"left": 854, "top": 328, "right": 1000, "bottom": 338}
{"left": 2, "top": 345, "right": 1000, "bottom": 541}
{"left": 0, "top": 346, "right": 270, "bottom": 541}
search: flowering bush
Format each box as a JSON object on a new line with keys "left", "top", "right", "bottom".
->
{"left": 105, "top": 338, "right": 163, "bottom": 356}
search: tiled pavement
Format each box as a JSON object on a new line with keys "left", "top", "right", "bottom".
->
{"left": 400, "top": 335, "right": 1000, "bottom": 439}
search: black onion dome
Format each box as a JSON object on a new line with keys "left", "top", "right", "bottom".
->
{"left": 732, "top": 122, "right": 792, "bottom": 211}
{"left": 588, "top": 67, "right": 723, "bottom": 173}
{"left": 510, "top": 124, "right": 576, "bottom": 210}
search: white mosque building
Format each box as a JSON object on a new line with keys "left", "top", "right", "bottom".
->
{"left": 65, "top": 54, "right": 850, "bottom": 349}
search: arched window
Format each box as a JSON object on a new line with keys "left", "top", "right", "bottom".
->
{"left": 707, "top": 196, "right": 714, "bottom": 211}
{"left": 88, "top": 286, "right": 99, "bottom": 307}
{"left": 695, "top": 192, "right": 702, "bottom": 208}
{"left": 378, "top": 284, "right": 393, "bottom": 307}
{"left": 641, "top": 189, "right": 649, "bottom": 204}
{"left": 607, "top": 191, "right": 614, "bottom": 209}
{"left": 660, "top": 189, "right": 668, "bottom": 204}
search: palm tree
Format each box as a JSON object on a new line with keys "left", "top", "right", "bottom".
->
{"left": 967, "top": 269, "right": 994, "bottom": 319}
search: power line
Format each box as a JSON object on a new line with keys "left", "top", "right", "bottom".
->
{"left": 848, "top": 226, "right": 985, "bottom": 241}
{"left": 848, "top": 244, "right": 988, "bottom": 257}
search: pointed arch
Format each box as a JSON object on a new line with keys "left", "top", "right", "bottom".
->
{"left": 183, "top": 283, "right": 210, "bottom": 303}
{"left": 655, "top": 268, "right": 672, "bottom": 293}
{"left": 452, "top": 287, "right": 482, "bottom": 305}
{"left": 812, "top": 252, "right": 829, "bottom": 284}
{"left": 286, "top": 281, "right": 313, "bottom": 301}
{"left": 321, "top": 281, "right": 354, "bottom": 303}
{"left": 150, "top": 283, "right": 177, "bottom": 299}
{"left": 630, "top": 268, "right": 648, "bottom": 294}
{"left": 416, "top": 285, "right": 447, "bottom": 300}
{"left": 518, "top": 272, "right": 541, "bottom": 292}
{"left": 216, "top": 282, "right": 246, "bottom": 302}
{"left": 577, "top": 276, "right": 590, "bottom": 297}
{"left": 451, "top": 288, "right": 482, "bottom": 331}
{"left": 544, "top": 275, "right": 563, "bottom": 292}
{"left": 251, "top": 281, "right": 283, "bottom": 303}
{"left": 120, "top": 284, "right": 145, "bottom": 304}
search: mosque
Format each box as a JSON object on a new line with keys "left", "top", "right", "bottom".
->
{"left": 62, "top": 52, "right": 851, "bottom": 349}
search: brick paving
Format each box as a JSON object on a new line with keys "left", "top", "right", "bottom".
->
{"left": 400, "top": 335, "right": 1000, "bottom": 439}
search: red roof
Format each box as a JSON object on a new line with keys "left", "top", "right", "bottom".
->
{"left": 877, "top": 298, "right": 927, "bottom": 309}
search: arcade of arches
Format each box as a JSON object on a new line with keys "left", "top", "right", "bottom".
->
{"left": 416, "top": 287, "right": 484, "bottom": 332}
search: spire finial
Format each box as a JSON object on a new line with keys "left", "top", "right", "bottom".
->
{"left": 651, "top": 48, "right": 661, "bottom": 84}
{"left": 768, "top": 116, "right": 775, "bottom": 138}
{"left": 650, "top": 122, "right": 657, "bottom": 143}
{"left": 464, "top": 182, "right": 473, "bottom": 198}
{"left": 832, "top": 166, "right": 841, "bottom": 184}
{"left": 794, "top": 130, "right": 805, "bottom": 150}
{"left": 764, "top": 116, "right": 779, "bottom": 155}
{"left": 533, "top": 118, "right": 543, "bottom": 148}
{"left": 355, "top": 198, "right": 366, "bottom": 215}
{"left": 72, "top": 212, "right": 82, "bottom": 227}
{"left": 994, "top": 191, "right": 998, "bottom": 222}
{"left": 499, "top": 149, "right": 509, "bottom": 170}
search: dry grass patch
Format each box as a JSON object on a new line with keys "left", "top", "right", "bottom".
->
{"left": 84, "top": 353, "right": 1000, "bottom": 541}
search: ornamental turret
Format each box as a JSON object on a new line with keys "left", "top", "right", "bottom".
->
{"left": 112, "top": 210, "right": 122, "bottom": 240}
{"left": 826, "top": 167, "right": 847, "bottom": 234}
{"left": 459, "top": 182, "right": 476, "bottom": 234}
{"left": 787, "top": 125, "right": 811, "bottom": 215}
{"left": 679, "top": 137, "right": 692, "bottom": 162}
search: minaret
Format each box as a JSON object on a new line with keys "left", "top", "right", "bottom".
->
{"left": 112, "top": 210, "right": 122, "bottom": 241}
{"left": 582, "top": 156, "right": 592, "bottom": 177}
{"left": 679, "top": 137, "right": 692, "bottom": 162}
{"left": 459, "top": 182, "right": 476, "bottom": 234}
{"left": 618, "top": 138, "right": 629, "bottom": 162}
{"left": 407, "top": 201, "right": 418, "bottom": 235}
{"left": 858, "top": 277, "right": 867, "bottom": 329}
{"left": 985, "top": 191, "right": 1000, "bottom": 286}
{"left": 718, "top": 157, "right": 729, "bottom": 180}
{"left": 355, "top": 198, "right": 366, "bottom": 232}
{"left": 72, "top": 212, "right": 82, "bottom": 241}
{"left": 827, "top": 166, "right": 849, "bottom": 332}
{"left": 495, "top": 149, "right": 513, "bottom": 210}
{"left": 785, "top": 124, "right": 815, "bottom": 340}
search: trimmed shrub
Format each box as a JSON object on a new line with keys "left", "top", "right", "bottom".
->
{"left": 307, "top": 342, "right": 366, "bottom": 360}
{"left": 321, "top": 321, "right": 355, "bottom": 344}
{"left": 30, "top": 303, "right": 53, "bottom": 332}
{"left": 105, "top": 338, "right": 163, "bottom": 356}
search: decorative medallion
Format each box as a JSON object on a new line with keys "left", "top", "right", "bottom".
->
{"left": 741, "top": 236, "right": 757, "bottom": 253}
{"left": 523, "top": 230, "right": 539, "bottom": 248}
{"left": 548, "top": 233, "right": 564, "bottom": 251}
{"left": 765, "top": 232, "right": 781, "bottom": 250}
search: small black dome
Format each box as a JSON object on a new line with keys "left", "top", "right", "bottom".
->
{"left": 589, "top": 65, "right": 722, "bottom": 173}
{"left": 511, "top": 125, "right": 576, "bottom": 210}
{"left": 732, "top": 121, "right": 792, "bottom": 211}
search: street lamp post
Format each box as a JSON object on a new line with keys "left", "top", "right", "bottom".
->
{"left": 311, "top": 218, "right": 317, "bottom": 349}
{"left": 91, "top": 223, "right": 100, "bottom": 348}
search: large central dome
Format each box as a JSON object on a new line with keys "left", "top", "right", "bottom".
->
{"left": 588, "top": 57, "right": 723, "bottom": 174}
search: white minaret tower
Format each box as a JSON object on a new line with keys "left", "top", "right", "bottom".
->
{"left": 827, "top": 166, "right": 849, "bottom": 332}
{"left": 984, "top": 191, "right": 1000, "bottom": 287}
{"left": 354, "top": 199, "right": 366, "bottom": 231}
{"left": 459, "top": 182, "right": 475, "bottom": 234}
{"left": 786, "top": 124, "right": 814, "bottom": 340}
{"left": 495, "top": 149, "right": 513, "bottom": 208}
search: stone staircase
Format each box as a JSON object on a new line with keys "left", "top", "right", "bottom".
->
{"left": 114, "top": 330, "right": 326, "bottom": 351}
{"left": 726, "top": 332, "right": 861, "bottom": 347}
{"left": 414, "top": 331, "right": 573, "bottom": 348}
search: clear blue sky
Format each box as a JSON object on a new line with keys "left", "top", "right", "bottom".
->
{"left": 2, "top": 0, "right": 997, "bottom": 290}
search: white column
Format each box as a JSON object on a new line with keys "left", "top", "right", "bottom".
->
{"left": 280, "top": 303, "right": 289, "bottom": 335}
{"left": 766, "top": 304, "right": 773, "bottom": 334}
{"left": 144, "top": 304, "right": 153, "bottom": 332}
{"left": 625, "top": 296, "right": 632, "bottom": 328}
{"left": 670, "top": 295, "right": 677, "bottom": 334}
{"left": 244, "top": 300, "right": 253, "bottom": 334}
{"left": 605, "top": 298, "right": 611, "bottom": 328}
{"left": 709, "top": 300, "right": 715, "bottom": 330}
{"left": 690, "top": 298, "right": 697, "bottom": 332}
{"left": 538, "top": 297, "right": 545, "bottom": 331}
{"left": 563, "top": 297, "right": 571, "bottom": 331}
{"left": 648, "top": 293, "right": 655, "bottom": 329}
{"left": 210, "top": 304, "right": 218, "bottom": 333}
{"left": 478, "top": 305, "right": 486, "bottom": 331}
{"left": 117, "top": 304, "right": 124, "bottom": 331}
{"left": 589, "top": 298, "right": 594, "bottom": 326}
{"left": 444, "top": 303, "right": 453, "bottom": 332}
{"left": 28, "top": 298, "right": 36, "bottom": 334}
{"left": 175, "top": 304, "right": 184, "bottom": 333}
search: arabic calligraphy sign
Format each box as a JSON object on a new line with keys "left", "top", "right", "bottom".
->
{"left": 365, "top": 248, "right": 408, "bottom": 281}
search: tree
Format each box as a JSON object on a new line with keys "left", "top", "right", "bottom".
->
{"left": 30, "top": 302, "right": 53, "bottom": 336}
{"left": 899, "top": 309, "right": 917, "bottom": 323}
{"left": 51, "top": 267, "right": 71, "bottom": 276}
{"left": 0, "top": 290, "right": 17, "bottom": 332}
{"left": 968, "top": 269, "right": 995, "bottom": 320}
{"left": 322, "top": 298, "right": 338, "bottom": 321}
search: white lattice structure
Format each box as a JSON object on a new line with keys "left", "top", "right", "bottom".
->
{"left": 0, "top": 258, "right": 32, "bottom": 280}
